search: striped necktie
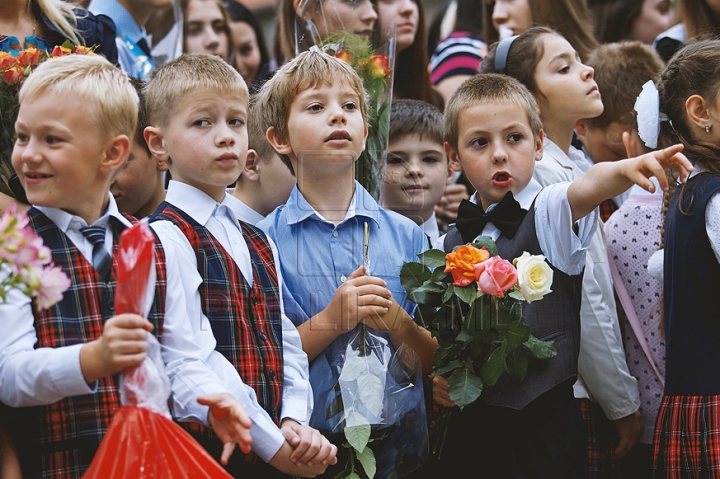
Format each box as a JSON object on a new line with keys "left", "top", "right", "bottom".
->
{"left": 80, "top": 226, "right": 112, "bottom": 281}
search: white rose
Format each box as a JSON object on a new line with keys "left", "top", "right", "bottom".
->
{"left": 514, "top": 252, "right": 553, "bottom": 303}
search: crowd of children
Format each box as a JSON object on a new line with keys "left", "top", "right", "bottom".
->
{"left": 2, "top": 0, "right": 720, "bottom": 478}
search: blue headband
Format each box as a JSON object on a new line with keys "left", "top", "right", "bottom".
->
{"left": 494, "top": 35, "right": 519, "bottom": 74}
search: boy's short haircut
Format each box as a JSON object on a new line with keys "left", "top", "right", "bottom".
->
{"left": 144, "top": 53, "right": 248, "bottom": 127}
{"left": 247, "top": 94, "right": 291, "bottom": 172}
{"left": 389, "top": 99, "right": 445, "bottom": 148}
{"left": 444, "top": 73, "right": 542, "bottom": 152}
{"left": 258, "top": 50, "right": 368, "bottom": 173}
{"left": 129, "top": 77, "right": 151, "bottom": 157}
{"left": 19, "top": 54, "right": 138, "bottom": 141}
{"left": 584, "top": 41, "right": 663, "bottom": 130}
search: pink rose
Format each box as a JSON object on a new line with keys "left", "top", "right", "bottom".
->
{"left": 474, "top": 256, "right": 518, "bottom": 297}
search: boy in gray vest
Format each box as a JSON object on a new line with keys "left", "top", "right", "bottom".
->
{"left": 429, "top": 73, "right": 691, "bottom": 478}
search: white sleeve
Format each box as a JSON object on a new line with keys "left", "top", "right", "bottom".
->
{"left": 706, "top": 191, "right": 720, "bottom": 263}
{"left": 0, "top": 287, "right": 95, "bottom": 406}
{"left": 534, "top": 183, "right": 597, "bottom": 276}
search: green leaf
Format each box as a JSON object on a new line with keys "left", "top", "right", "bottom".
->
{"left": 413, "top": 282, "right": 445, "bottom": 293}
{"left": 408, "top": 291, "right": 442, "bottom": 307}
{"left": 506, "top": 346, "right": 529, "bottom": 381}
{"left": 470, "top": 236, "right": 498, "bottom": 256}
{"left": 347, "top": 473, "right": 362, "bottom": 479}
{"left": 455, "top": 330, "right": 472, "bottom": 342}
{"left": 505, "top": 319, "right": 532, "bottom": 347}
{"left": 400, "top": 262, "right": 432, "bottom": 293}
{"left": 356, "top": 445, "right": 377, "bottom": 478}
{"left": 447, "top": 367, "right": 484, "bottom": 410}
{"left": 524, "top": 335, "right": 558, "bottom": 360}
{"left": 345, "top": 424, "right": 371, "bottom": 453}
{"left": 467, "top": 296, "right": 494, "bottom": 331}
{"left": 431, "top": 359, "right": 463, "bottom": 377}
{"left": 433, "top": 345, "right": 458, "bottom": 369}
{"left": 431, "top": 267, "right": 451, "bottom": 283}
{"left": 340, "top": 354, "right": 366, "bottom": 382}
{"left": 417, "top": 249, "right": 448, "bottom": 268}
{"left": 442, "top": 286, "right": 455, "bottom": 304}
{"left": 453, "top": 284, "right": 478, "bottom": 305}
{"left": 357, "top": 371, "right": 384, "bottom": 417}
{"left": 508, "top": 289, "right": 526, "bottom": 301}
{"left": 480, "top": 342, "right": 507, "bottom": 386}
{"left": 413, "top": 303, "right": 437, "bottom": 328}
{"left": 326, "top": 393, "right": 343, "bottom": 420}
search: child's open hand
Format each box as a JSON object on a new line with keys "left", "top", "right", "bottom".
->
{"left": 325, "top": 266, "right": 392, "bottom": 331}
{"left": 280, "top": 419, "right": 337, "bottom": 467}
{"left": 79, "top": 314, "right": 153, "bottom": 383}
{"left": 622, "top": 143, "right": 693, "bottom": 193}
{"left": 199, "top": 393, "right": 253, "bottom": 464}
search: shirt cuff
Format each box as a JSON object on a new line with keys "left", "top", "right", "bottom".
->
{"left": 247, "top": 409, "right": 286, "bottom": 463}
{"left": 50, "top": 343, "right": 97, "bottom": 397}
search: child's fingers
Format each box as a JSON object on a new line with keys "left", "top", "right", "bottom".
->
{"left": 348, "top": 265, "right": 366, "bottom": 280}
{"left": 110, "top": 314, "right": 154, "bottom": 332}
{"left": 355, "top": 284, "right": 392, "bottom": 301}
{"left": 220, "top": 442, "right": 236, "bottom": 465}
{"left": 347, "top": 275, "right": 388, "bottom": 289}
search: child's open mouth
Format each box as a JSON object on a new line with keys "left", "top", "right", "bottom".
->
{"left": 492, "top": 172, "right": 511, "bottom": 187}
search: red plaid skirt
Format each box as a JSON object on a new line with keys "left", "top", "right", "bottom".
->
{"left": 578, "top": 398, "right": 619, "bottom": 478}
{"left": 653, "top": 395, "right": 720, "bottom": 478}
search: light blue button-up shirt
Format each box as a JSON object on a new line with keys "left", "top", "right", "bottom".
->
{"left": 258, "top": 182, "right": 428, "bottom": 432}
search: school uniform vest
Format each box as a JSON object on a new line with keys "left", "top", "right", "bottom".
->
{"left": 664, "top": 173, "right": 720, "bottom": 395}
{"left": 13, "top": 208, "right": 166, "bottom": 479}
{"left": 443, "top": 203, "right": 582, "bottom": 409}
{"left": 151, "top": 203, "right": 284, "bottom": 431}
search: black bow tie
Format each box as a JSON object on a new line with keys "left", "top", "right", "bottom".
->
{"left": 456, "top": 192, "right": 527, "bottom": 243}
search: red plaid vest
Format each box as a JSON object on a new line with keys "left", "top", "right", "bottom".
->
{"left": 152, "top": 203, "right": 284, "bottom": 434}
{"left": 12, "top": 209, "right": 167, "bottom": 479}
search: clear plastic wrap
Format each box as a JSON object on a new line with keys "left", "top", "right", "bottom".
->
{"left": 83, "top": 221, "right": 231, "bottom": 479}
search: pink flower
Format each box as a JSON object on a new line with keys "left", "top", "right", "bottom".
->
{"left": 474, "top": 256, "right": 518, "bottom": 298}
{"left": 35, "top": 266, "right": 70, "bottom": 310}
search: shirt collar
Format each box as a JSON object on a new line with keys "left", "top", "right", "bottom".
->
{"left": 88, "top": 0, "right": 147, "bottom": 43}
{"left": 165, "top": 180, "right": 227, "bottom": 226}
{"left": 421, "top": 213, "right": 440, "bottom": 244}
{"left": 470, "top": 178, "right": 542, "bottom": 212}
{"left": 283, "top": 181, "right": 381, "bottom": 227}
{"left": 35, "top": 193, "right": 131, "bottom": 233}
{"left": 223, "top": 193, "right": 265, "bottom": 225}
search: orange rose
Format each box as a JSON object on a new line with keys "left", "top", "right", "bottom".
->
{"left": 0, "top": 51, "right": 17, "bottom": 70}
{"left": 336, "top": 50, "right": 353, "bottom": 65}
{"left": 17, "top": 47, "right": 43, "bottom": 67}
{"left": 51, "top": 45, "right": 72, "bottom": 57}
{"left": 444, "top": 245, "right": 490, "bottom": 287}
{"left": 75, "top": 45, "right": 95, "bottom": 55}
{"left": 368, "top": 55, "right": 388, "bottom": 78}
{"left": 3, "top": 67, "right": 21, "bottom": 84}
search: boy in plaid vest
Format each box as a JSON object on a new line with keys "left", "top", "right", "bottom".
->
{"left": 0, "top": 54, "right": 252, "bottom": 479}
{"left": 145, "top": 53, "right": 336, "bottom": 478}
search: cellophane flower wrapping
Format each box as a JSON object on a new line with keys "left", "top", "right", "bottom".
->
{"left": 82, "top": 221, "right": 232, "bottom": 479}
{"left": 323, "top": 326, "right": 428, "bottom": 479}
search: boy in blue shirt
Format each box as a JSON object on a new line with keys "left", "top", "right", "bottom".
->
{"left": 431, "top": 73, "right": 691, "bottom": 478}
{"left": 258, "top": 50, "right": 437, "bottom": 476}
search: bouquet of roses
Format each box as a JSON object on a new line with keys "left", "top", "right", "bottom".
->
{"left": 0, "top": 42, "right": 96, "bottom": 199}
{"left": 0, "top": 204, "right": 69, "bottom": 309}
{"left": 317, "top": 31, "right": 394, "bottom": 199}
{"left": 400, "top": 236, "right": 557, "bottom": 454}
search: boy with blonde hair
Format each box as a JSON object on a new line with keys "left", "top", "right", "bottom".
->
{"left": 258, "top": 50, "right": 437, "bottom": 476}
{"left": 0, "top": 54, "right": 251, "bottom": 478}
{"left": 145, "top": 53, "right": 335, "bottom": 477}
{"left": 430, "top": 73, "right": 692, "bottom": 477}
{"left": 230, "top": 94, "right": 296, "bottom": 224}
{"left": 380, "top": 99, "right": 452, "bottom": 244}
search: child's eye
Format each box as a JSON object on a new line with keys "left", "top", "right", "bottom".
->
{"left": 229, "top": 118, "right": 245, "bottom": 127}
{"left": 423, "top": 156, "right": 440, "bottom": 163}
{"left": 508, "top": 133, "right": 523, "bottom": 143}
{"left": 470, "top": 138, "right": 488, "bottom": 147}
{"left": 46, "top": 136, "right": 62, "bottom": 144}
{"left": 307, "top": 104, "right": 322, "bottom": 111}
{"left": 343, "top": 102, "right": 357, "bottom": 111}
{"left": 386, "top": 155, "right": 404, "bottom": 165}
{"left": 194, "top": 119, "right": 210, "bottom": 127}
{"left": 559, "top": 66, "right": 570, "bottom": 74}
{"left": 15, "top": 134, "right": 28, "bottom": 144}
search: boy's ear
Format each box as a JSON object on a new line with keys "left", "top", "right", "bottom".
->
{"left": 575, "top": 119, "right": 588, "bottom": 141}
{"left": 243, "top": 149, "right": 261, "bottom": 183}
{"left": 686, "top": 94, "right": 711, "bottom": 130}
{"left": 101, "top": 134, "right": 131, "bottom": 174}
{"left": 145, "top": 126, "right": 169, "bottom": 162}
{"left": 623, "top": 130, "right": 646, "bottom": 158}
{"left": 266, "top": 126, "right": 293, "bottom": 155}
{"left": 445, "top": 156, "right": 454, "bottom": 184}
{"left": 156, "top": 153, "right": 169, "bottom": 172}
{"left": 534, "top": 129, "right": 544, "bottom": 162}
{"left": 444, "top": 141, "right": 463, "bottom": 172}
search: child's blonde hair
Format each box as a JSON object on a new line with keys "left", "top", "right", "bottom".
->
{"left": 258, "top": 50, "right": 368, "bottom": 172}
{"left": 35, "top": 0, "right": 81, "bottom": 45}
{"left": 144, "top": 53, "right": 248, "bottom": 128}
{"left": 19, "top": 54, "right": 138, "bottom": 141}
{"left": 444, "top": 73, "right": 542, "bottom": 152}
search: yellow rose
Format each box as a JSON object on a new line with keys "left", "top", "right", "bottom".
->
{"left": 444, "top": 245, "right": 490, "bottom": 287}
{"left": 514, "top": 252, "right": 553, "bottom": 302}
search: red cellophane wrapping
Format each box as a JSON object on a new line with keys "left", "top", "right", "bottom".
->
{"left": 83, "top": 221, "right": 232, "bottom": 479}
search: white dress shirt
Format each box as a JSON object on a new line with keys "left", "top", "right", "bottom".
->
{"left": 421, "top": 213, "right": 441, "bottom": 246}
{"left": 0, "top": 195, "right": 229, "bottom": 425}
{"left": 226, "top": 194, "right": 266, "bottom": 225}
{"left": 537, "top": 139, "right": 641, "bottom": 420}
{"left": 151, "top": 181, "right": 313, "bottom": 463}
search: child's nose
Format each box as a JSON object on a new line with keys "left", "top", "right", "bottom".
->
{"left": 399, "top": 0, "right": 415, "bottom": 15}
{"left": 491, "top": 145, "right": 508, "bottom": 163}
{"left": 492, "top": 3, "right": 508, "bottom": 24}
{"left": 405, "top": 159, "right": 424, "bottom": 177}
{"left": 360, "top": 0, "right": 378, "bottom": 23}
{"left": 329, "top": 106, "right": 347, "bottom": 124}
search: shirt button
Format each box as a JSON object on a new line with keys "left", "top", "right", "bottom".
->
{"left": 251, "top": 295, "right": 258, "bottom": 304}
{"left": 259, "top": 332, "right": 268, "bottom": 341}
{"left": 332, "top": 230, "right": 339, "bottom": 238}
{"left": 268, "top": 370, "right": 276, "bottom": 380}
{"left": 340, "top": 275, "right": 347, "bottom": 283}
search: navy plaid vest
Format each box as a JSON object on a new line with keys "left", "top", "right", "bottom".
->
{"left": 152, "top": 203, "right": 284, "bottom": 431}
{"left": 12, "top": 208, "right": 166, "bottom": 479}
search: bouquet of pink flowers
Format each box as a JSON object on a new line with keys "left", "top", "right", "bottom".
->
{"left": 0, "top": 204, "right": 70, "bottom": 309}
{"left": 400, "top": 236, "right": 557, "bottom": 454}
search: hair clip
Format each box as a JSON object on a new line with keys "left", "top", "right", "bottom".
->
{"left": 634, "top": 80, "right": 669, "bottom": 149}
{"left": 494, "top": 35, "right": 519, "bottom": 75}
